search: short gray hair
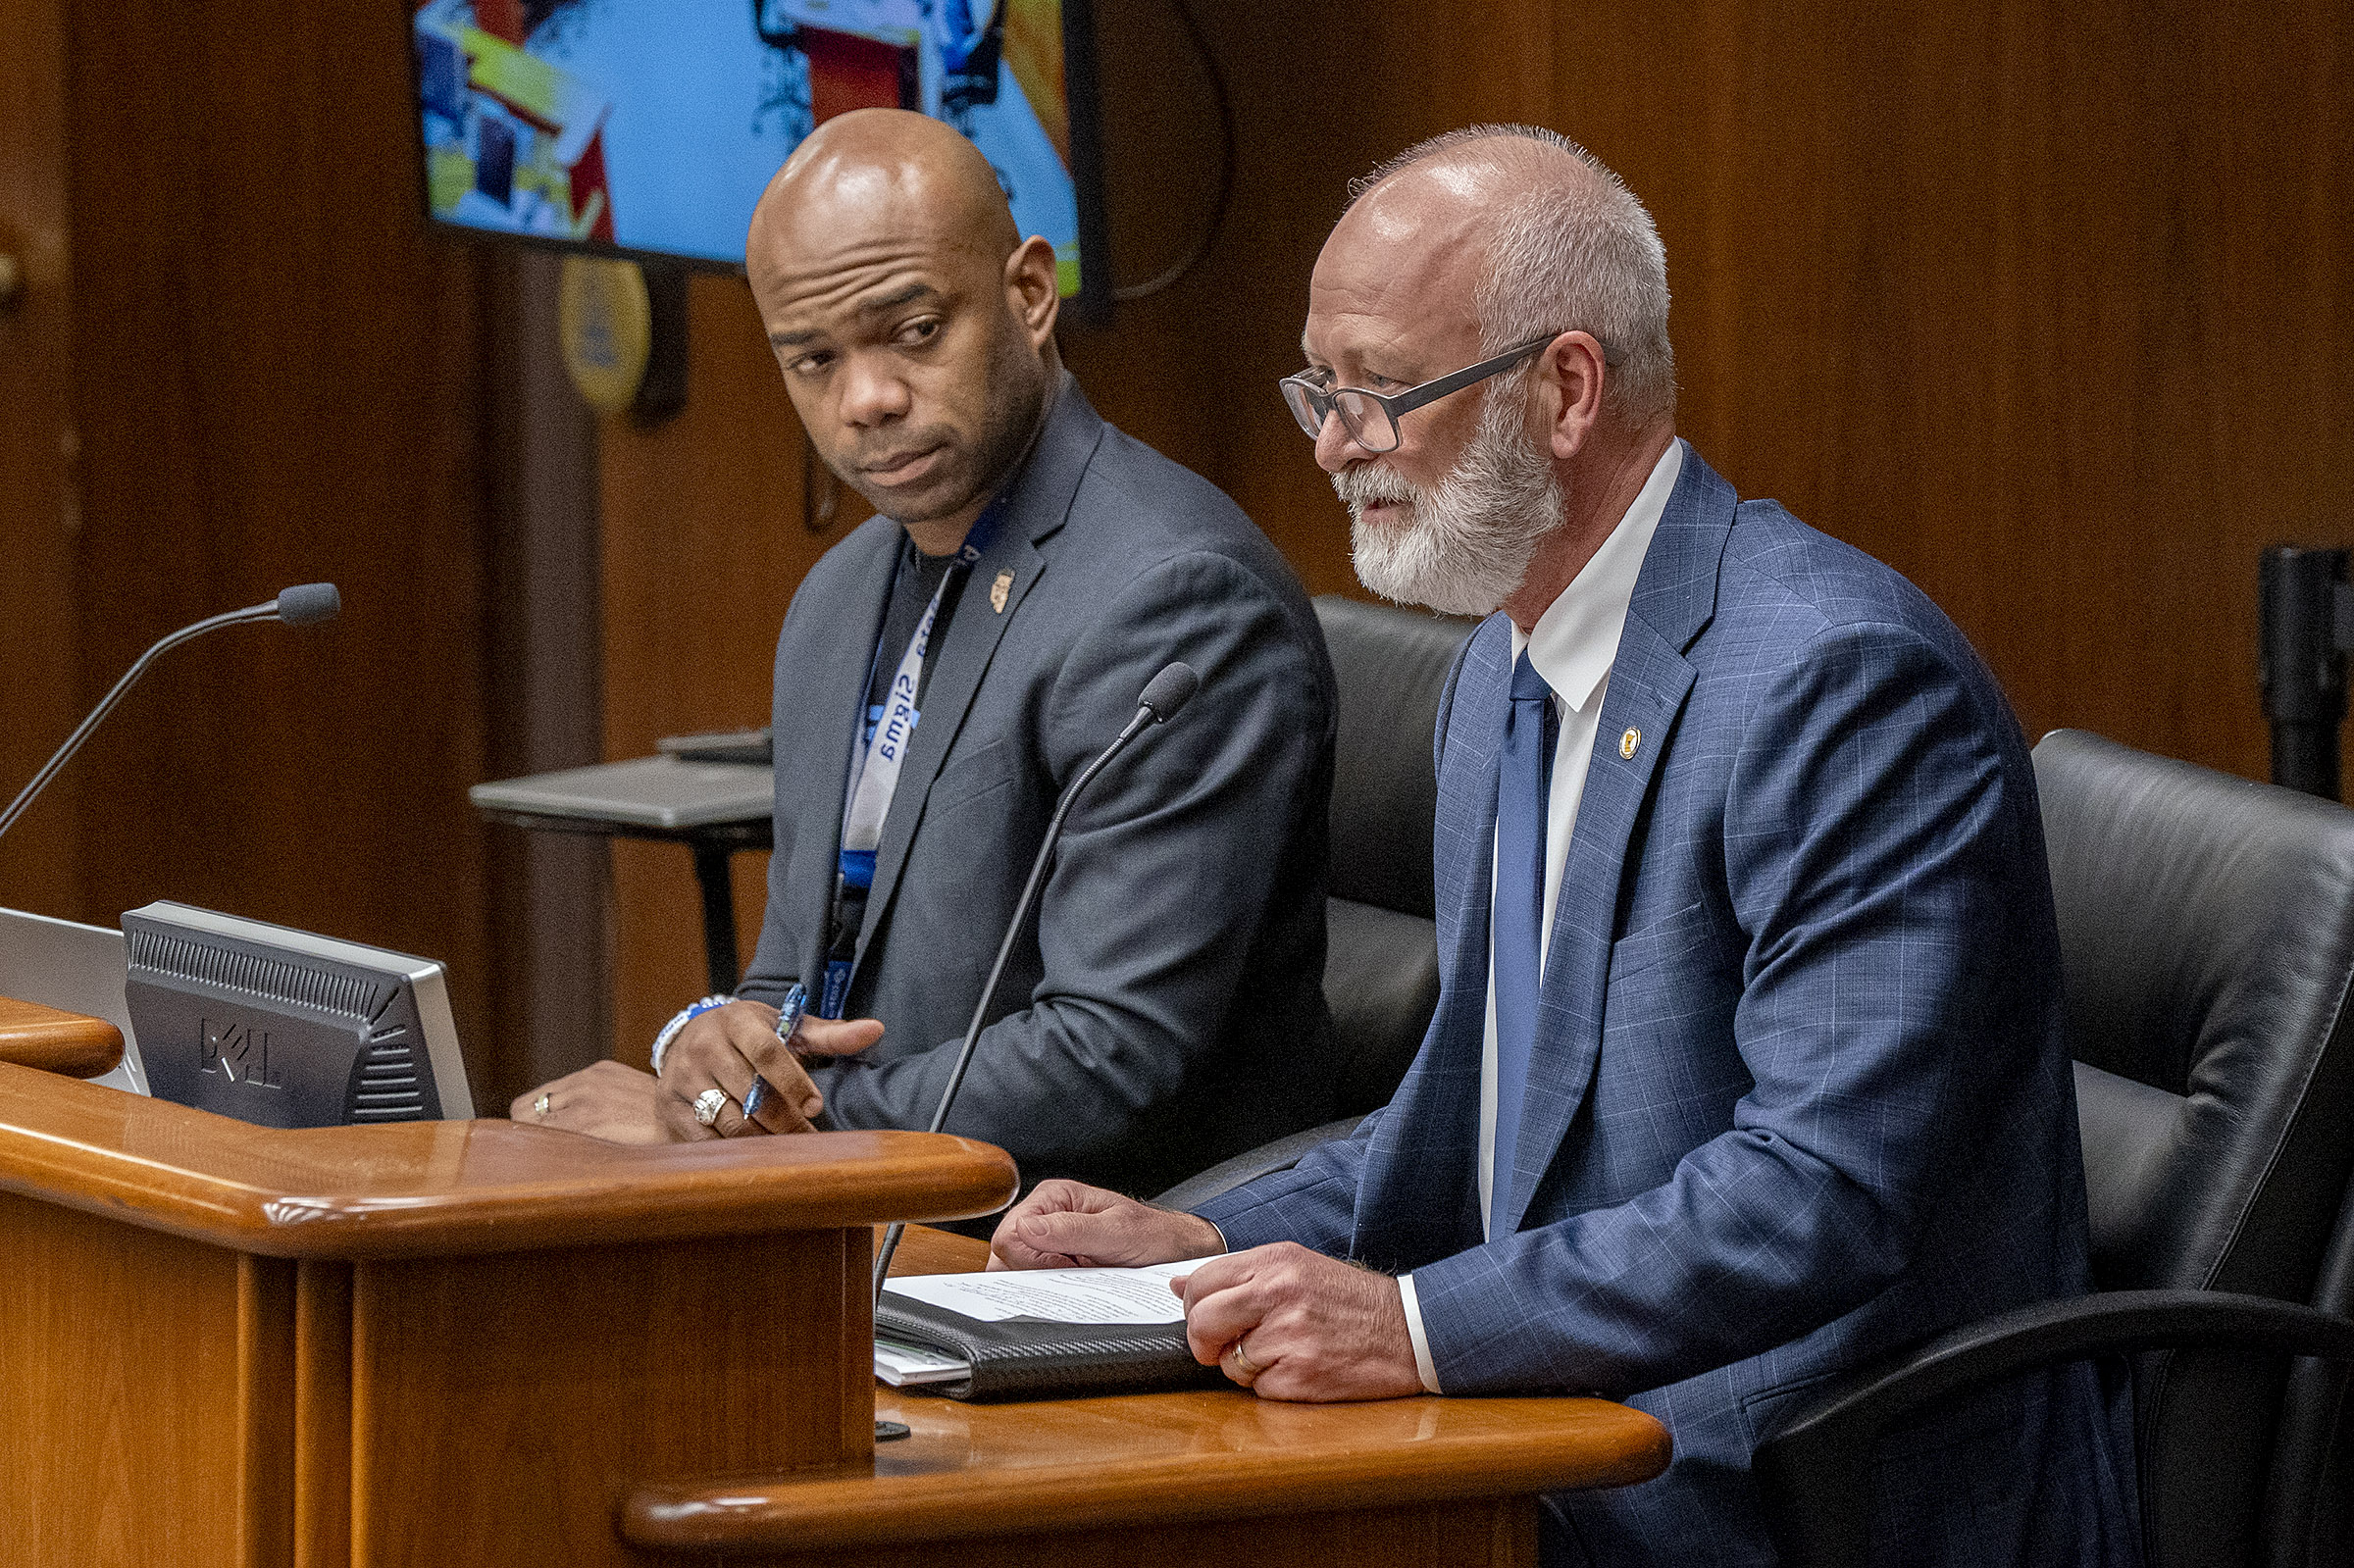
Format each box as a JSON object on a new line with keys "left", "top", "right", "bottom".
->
{"left": 1350, "top": 125, "right": 1676, "bottom": 426}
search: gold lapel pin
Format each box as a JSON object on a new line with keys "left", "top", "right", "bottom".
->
{"left": 990, "top": 570, "right": 1013, "bottom": 614}
{"left": 1619, "top": 727, "right": 1642, "bottom": 759}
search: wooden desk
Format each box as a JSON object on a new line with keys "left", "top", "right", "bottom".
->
{"left": 2, "top": 1063, "right": 1667, "bottom": 1568}
{"left": 0, "top": 1064, "right": 1015, "bottom": 1568}
{"left": 0, "top": 994, "right": 123, "bottom": 1077}
{"left": 625, "top": 1228, "right": 1671, "bottom": 1568}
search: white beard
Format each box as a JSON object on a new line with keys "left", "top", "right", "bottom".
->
{"left": 1337, "top": 387, "right": 1564, "bottom": 617}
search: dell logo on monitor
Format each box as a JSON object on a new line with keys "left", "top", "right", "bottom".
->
{"left": 199, "top": 1019, "right": 283, "bottom": 1089}
{"left": 124, "top": 901, "right": 472, "bottom": 1127}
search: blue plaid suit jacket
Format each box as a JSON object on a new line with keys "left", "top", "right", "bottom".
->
{"left": 1198, "top": 445, "right": 2141, "bottom": 1566}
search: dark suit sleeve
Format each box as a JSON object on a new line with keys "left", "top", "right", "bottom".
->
{"left": 801, "top": 550, "right": 1332, "bottom": 1169}
{"left": 734, "top": 752, "right": 805, "bottom": 1013}
{"left": 1391, "top": 619, "right": 2047, "bottom": 1396}
{"left": 730, "top": 550, "right": 855, "bottom": 1014}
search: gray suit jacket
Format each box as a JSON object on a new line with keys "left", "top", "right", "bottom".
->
{"left": 739, "top": 377, "right": 1341, "bottom": 1198}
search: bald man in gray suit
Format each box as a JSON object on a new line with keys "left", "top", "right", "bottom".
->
{"left": 521, "top": 111, "right": 1340, "bottom": 1201}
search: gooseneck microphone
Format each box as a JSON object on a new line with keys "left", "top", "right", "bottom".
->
{"left": 872, "top": 661, "right": 1200, "bottom": 1297}
{"left": 0, "top": 583, "right": 342, "bottom": 841}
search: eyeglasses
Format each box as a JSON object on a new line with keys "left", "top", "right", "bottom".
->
{"left": 1277, "top": 331, "right": 1586, "bottom": 453}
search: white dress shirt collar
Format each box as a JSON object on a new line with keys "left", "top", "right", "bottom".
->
{"left": 1507, "top": 437, "right": 1685, "bottom": 710}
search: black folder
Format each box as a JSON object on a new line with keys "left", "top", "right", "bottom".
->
{"left": 875, "top": 1287, "right": 1226, "bottom": 1401}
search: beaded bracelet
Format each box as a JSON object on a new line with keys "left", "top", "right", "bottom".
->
{"left": 649, "top": 993, "right": 735, "bottom": 1076}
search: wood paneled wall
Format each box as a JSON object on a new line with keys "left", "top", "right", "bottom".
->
{"left": 1063, "top": 0, "right": 1560, "bottom": 600}
{"left": 482, "top": 253, "right": 608, "bottom": 1104}
{"left": 595, "top": 0, "right": 2350, "bottom": 1057}
{"left": 1549, "top": 0, "right": 2353, "bottom": 780}
{"left": 0, "top": 2, "right": 501, "bottom": 1086}
{"left": 0, "top": 6, "right": 2329, "bottom": 1083}
{"left": 0, "top": 0, "right": 82, "bottom": 922}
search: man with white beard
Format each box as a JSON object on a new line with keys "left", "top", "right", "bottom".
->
{"left": 985, "top": 125, "right": 2141, "bottom": 1566}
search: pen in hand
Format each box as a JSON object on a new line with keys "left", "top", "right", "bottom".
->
{"left": 741, "top": 981, "right": 809, "bottom": 1125}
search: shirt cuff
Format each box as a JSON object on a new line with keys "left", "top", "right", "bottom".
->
{"left": 1397, "top": 1273, "right": 1442, "bottom": 1393}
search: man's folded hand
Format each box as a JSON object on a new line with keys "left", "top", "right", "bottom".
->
{"left": 988, "top": 1179, "right": 1225, "bottom": 1270}
{"left": 511, "top": 1059, "right": 670, "bottom": 1143}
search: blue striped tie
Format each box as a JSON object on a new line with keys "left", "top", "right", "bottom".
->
{"left": 1491, "top": 650, "right": 1554, "bottom": 1226}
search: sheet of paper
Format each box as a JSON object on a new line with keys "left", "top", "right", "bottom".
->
{"left": 874, "top": 1337, "right": 971, "bottom": 1387}
{"left": 885, "top": 1261, "right": 1196, "bottom": 1325}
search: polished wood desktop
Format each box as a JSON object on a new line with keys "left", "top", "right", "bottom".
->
{"left": 625, "top": 1227, "right": 1670, "bottom": 1567}
{"left": 0, "top": 1036, "right": 1668, "bottom": 1568}
{"left": 0, "top": 995, "right": 122, "bottom": 1078}
{"left": 0, "top": 1054, "right": 1014, "bottom": 1568}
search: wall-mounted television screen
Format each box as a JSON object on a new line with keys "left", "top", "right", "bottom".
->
{"left": 408, "top": 1, "right": 1105, "bottom": 306}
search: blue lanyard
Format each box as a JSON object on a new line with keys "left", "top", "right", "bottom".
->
{"left": 821, "top": 500, "right": 1006, "bottom": 1017}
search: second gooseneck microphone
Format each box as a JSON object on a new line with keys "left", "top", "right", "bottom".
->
{"left": 871, "top": 660, "right": 1200, "bottom": 1297}
{"left": 0, "top": 584, "right": 342, "bottom": 842}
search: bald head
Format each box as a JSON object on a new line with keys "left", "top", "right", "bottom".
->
{"left": 752, "top": 109, "right": 1021, "bottom": 274}
{"left": 1341, "top": 129, "right": 1585, "bottom": 248}
{"left": 1348, "top": 123, "right": 1609, "bottom": 212}
{"left": 744, "top": 111, "right": 1062, "bottom": 550}
{"left": 1342, "top": 126, "right": 1675, "bottom": 428}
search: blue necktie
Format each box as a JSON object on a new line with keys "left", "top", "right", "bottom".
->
{"left": 1491, "top": 650, "right": 1555, "bottom": 1227}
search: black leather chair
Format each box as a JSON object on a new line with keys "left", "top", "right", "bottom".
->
{"left": 2264, "top": 1173, "right": 2354, "bottom": 1567}
{"left": 1762, "top": 730, "right": 2354, "bottom": 1568}
{"left": 1155, "top": 596, "right": 1471, "bottom": 1211}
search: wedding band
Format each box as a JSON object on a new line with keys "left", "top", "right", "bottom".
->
{"left": 533, "top": 1093, "right": 550, "bottom": 1119}
{"left": 1229, "top": 1339, "right": 1262, "bottom": 1378}
{"left": 693, "top": 1087, "right": 730, "bottom": 1127}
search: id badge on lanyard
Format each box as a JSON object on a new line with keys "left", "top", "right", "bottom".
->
{"left": 820, "top": 503, "right": 1003, "bottom": 1017}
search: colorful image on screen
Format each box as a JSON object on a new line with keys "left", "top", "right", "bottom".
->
{"left": 412, "top": 1, "right": 1084, "bottom": 292}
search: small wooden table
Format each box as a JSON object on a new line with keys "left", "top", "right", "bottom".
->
{"left": 624, "top": 1227, "right": 1671, "bottom": 1568}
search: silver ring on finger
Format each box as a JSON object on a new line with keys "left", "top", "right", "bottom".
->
{"left": 1228, "top": 1338, "right": 1262, "bottom": 1379}
{"left": 693, "top": 1087, "right": 730, "bottom": 1128}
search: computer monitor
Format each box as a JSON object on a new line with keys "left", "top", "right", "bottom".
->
{"left": 122, "top": 901, "right": 476, "bottom": 1129}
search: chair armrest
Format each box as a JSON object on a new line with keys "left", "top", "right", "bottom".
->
{"left": 1152, "top": 1115, "right": 1367, "bottom": 1211}
{"left": 1757, "top": 1289, "right": 2354, "bottom": 1568}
